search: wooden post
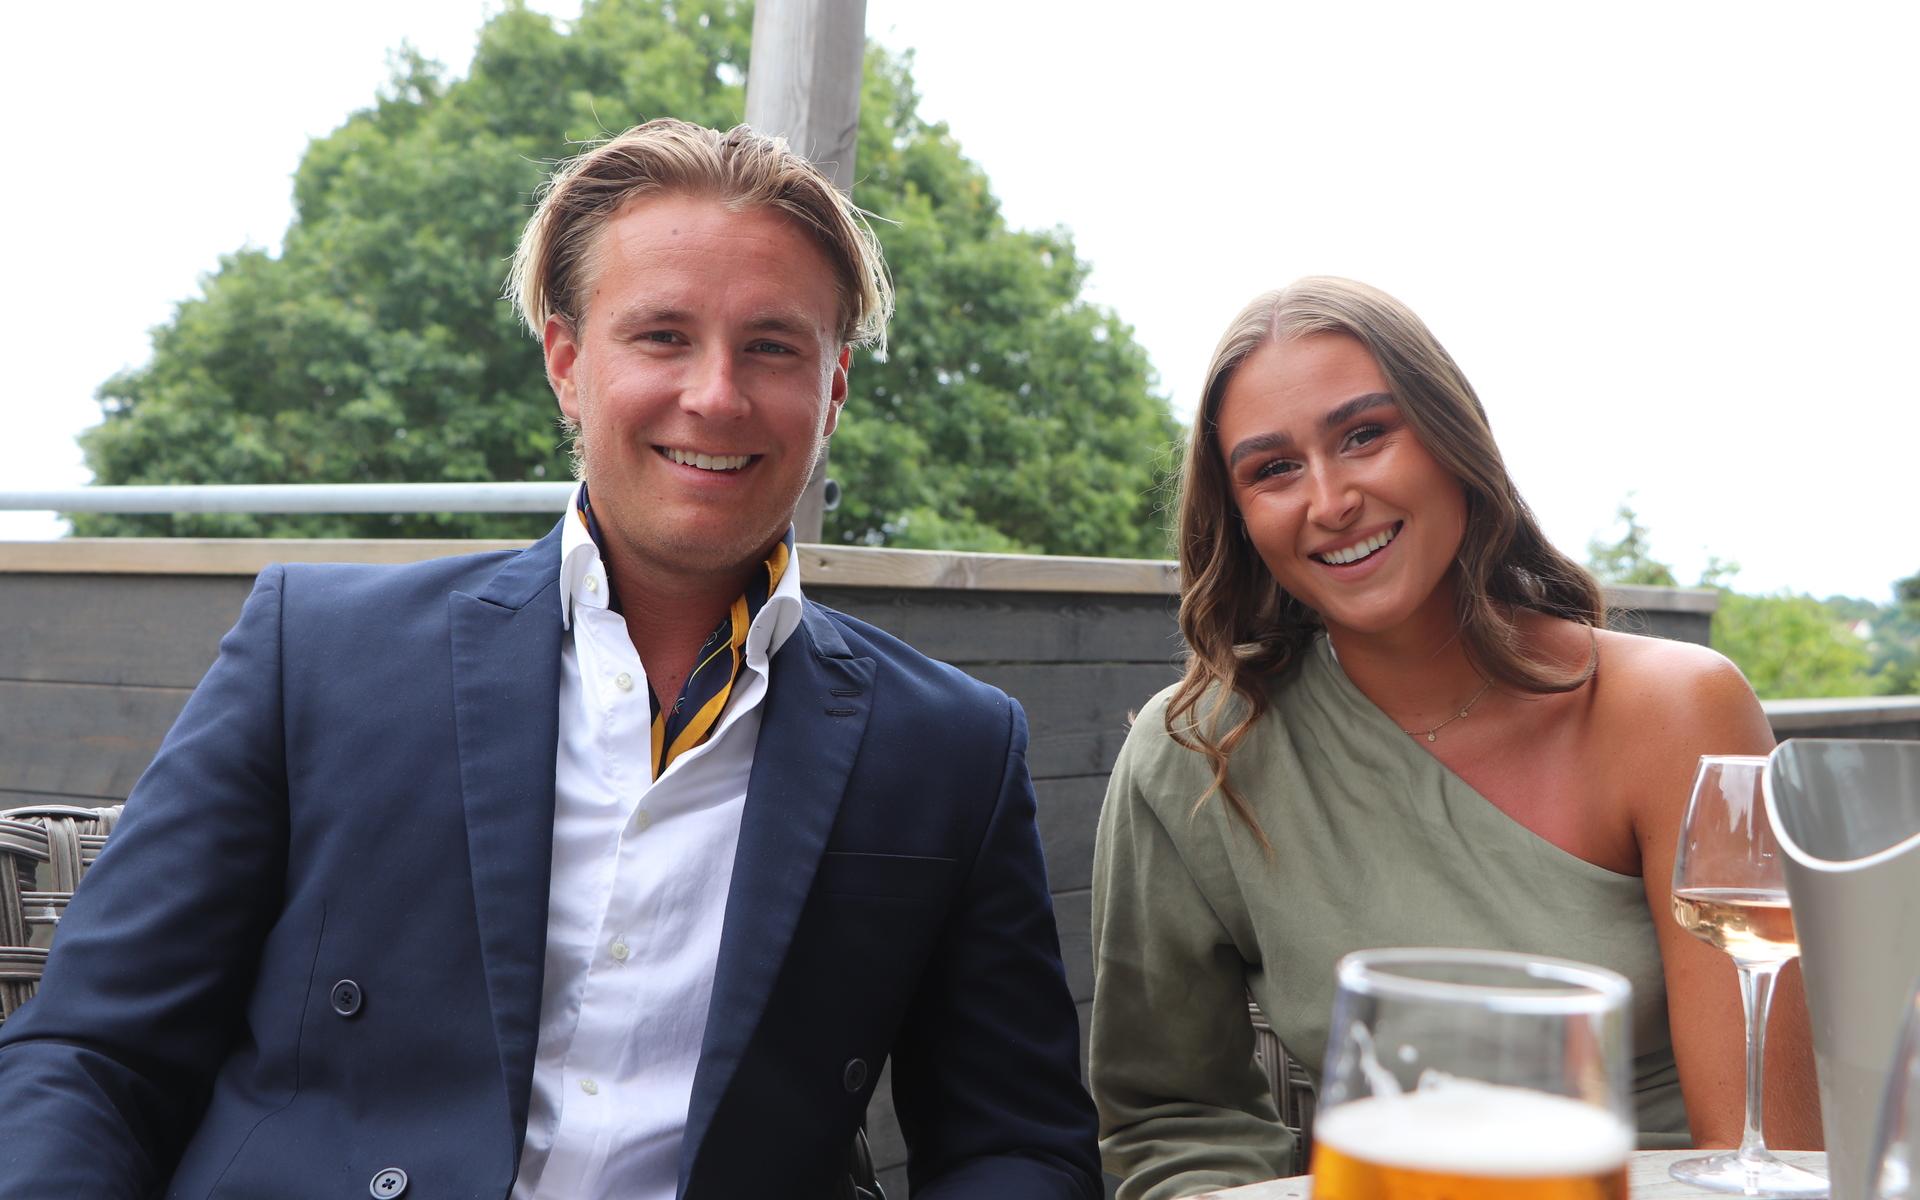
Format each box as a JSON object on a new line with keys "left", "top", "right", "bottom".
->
{"left": 745, "top": 0, "right": 867, "bottom": 543}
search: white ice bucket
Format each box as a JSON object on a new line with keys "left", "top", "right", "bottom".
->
{"left": 1765, "top": 738, "right": 1920, "bottom": 1200}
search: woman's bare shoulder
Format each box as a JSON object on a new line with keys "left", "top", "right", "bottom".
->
{"left": 1590, "top": 627, "right": 1773, "bottom": 759}
{"left": 1594, "top": 627, "right": 1753, "bottom": 702}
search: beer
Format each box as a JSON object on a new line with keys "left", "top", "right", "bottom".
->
{"left": 1671, "top": 886, "right": 1798, "bottom": 963}
{"left": 1310, "top": 1080, "right": 1631, "bottom": 1200}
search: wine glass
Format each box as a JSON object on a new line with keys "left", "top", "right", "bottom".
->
{"left": 1669, "top": 754, "right": 1828, "bottom": 1196}
{"left": 1311, "top": 948, "right": 1635, "bottom": 1200}
{"left": 1872, "top": 978, "right": 1920, "bottom": 1199}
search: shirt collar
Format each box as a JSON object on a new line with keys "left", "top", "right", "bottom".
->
{"left": 558, "top": 482, "right": 806, "bottom": 663}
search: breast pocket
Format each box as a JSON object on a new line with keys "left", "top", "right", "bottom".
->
{"left": 812, "top": 851, "right": 956, "bottom": 902}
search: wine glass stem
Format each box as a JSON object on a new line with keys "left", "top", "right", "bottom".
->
{"left": 1735, "top": 957, "right": 1784, "bottom": 1163}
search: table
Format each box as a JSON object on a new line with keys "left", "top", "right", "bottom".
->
{"left": 1189, "top": 1150, "right": 1830, "bottom": 1198}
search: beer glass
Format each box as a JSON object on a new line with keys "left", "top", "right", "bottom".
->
{"left": 1670, "top": 755, "right": 1827, "bottom": 1197}
{"left": 1311, "top": 947, "right": 1635, "bottom": 1200}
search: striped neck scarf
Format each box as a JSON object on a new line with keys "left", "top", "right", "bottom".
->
{"left": 577, "top": 485, "right": 792, "bottom": 780}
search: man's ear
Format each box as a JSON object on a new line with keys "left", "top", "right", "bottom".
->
{"left": 822, "top": 346, "right": 851, "bottom": 438}
{"left": 543, "top": 315, "right": 581, "bottom": 421}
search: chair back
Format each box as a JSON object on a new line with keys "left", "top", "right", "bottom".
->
{"left": 0, "top": 804, "right": 123, "bottom": 1023}
{"left": 1249, "top": 1000, "right": 1317, "bottom": 1174}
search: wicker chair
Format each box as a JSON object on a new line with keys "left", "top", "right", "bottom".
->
{"left": 1249, "top": 1000, "right": 1317, "bottom": 1175}
{"left": 0, "top": 804, "right": 123, "bottom": 1024}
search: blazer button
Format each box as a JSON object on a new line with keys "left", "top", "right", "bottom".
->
{"left": 842, "top": 1057, "right": 868, "bottom": 1093}
{"left": 369, "top": 1166, "right": 408, "bottom": 1198}
{"left": 330, "top": 979, "right": 364, "bottom": 1018}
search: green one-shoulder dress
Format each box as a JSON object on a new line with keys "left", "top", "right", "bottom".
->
{"left": 1091, "top": 636, "right": 1687, "bottom": 1200}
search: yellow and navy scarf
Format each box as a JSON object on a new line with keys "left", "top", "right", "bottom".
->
{"left": 578, "top": 485, "right": 791, "bottom": 780}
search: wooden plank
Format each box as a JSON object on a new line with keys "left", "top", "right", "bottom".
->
{"left": 1604, "top": 584, "right": 1719, "bottom": 615}
{"left": 1, "top": 540, "right": 1726, "bottom": 626}
{"left": 1055, "top": 887, "right": 1093, "bottom": 1004}
{"left": 0, "top": 681, "right": 189, "bottom": 801}
{"left": 1026, "top": 725, "right": 1134, "bottom": 784}
{"left": 798, "top": 544, "right": 1179, "bottom": 596}
{"left": 1765, "top": 695, "right": 1920, "bottom": 730}
{"left": 1772, "top": 718, "right": 1920, "bottom": 741}
{"left": 0, "top": 539, "right": 1183, "bottom": 595}
{"left": 744, "top": 0, "right": 867, "bottom": 193}
{"left": 0, "top": 789, "right": 125, "bottom": 809}
{"left": 1607, "top": 606, "right": 1713, "bottom": 647}
{"left": 0, "top": 575, "right": 250, "bottom": 688}
{"left": 1036, "top": 775, "right": 1107, "bottom": 893}
{"left": 809, "top": 587, "right": 1182, "bottom": 665}
{"left": 743, "top": 0, "right": 866, "bottom": 541}
{"left": 971, "top": 663, "right": 1180, "bottom": 781}
{"left": 0, "top": 539, "right": 526, "bottom": 576}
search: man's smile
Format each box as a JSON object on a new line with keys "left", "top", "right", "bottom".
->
{"left": 657, "top": 446, "right": 756, "bottom": 472}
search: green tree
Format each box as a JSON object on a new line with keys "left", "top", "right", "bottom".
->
{"left": 1710, "top": 590, "right": 1876, "bottom": 699}
{"left": 75, "top": 0, "right": 1180, "bottom": 557}
{"left": 1585, "top": 501, "right": 1679, "bottom": 587}
{"left": 1869, "top": 568, "right": 1920, "bottom": 695}
{"left": 1588, "top": 502, "right": 1880, "bottom": 698}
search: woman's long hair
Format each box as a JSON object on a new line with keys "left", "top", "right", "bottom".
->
{"left": 1168, "top": 277, "right": 1604, "bottom": 847}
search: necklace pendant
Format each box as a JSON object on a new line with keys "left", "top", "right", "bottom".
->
{"left": 1426, "top": 731, "right": 1437, "bottom": 743}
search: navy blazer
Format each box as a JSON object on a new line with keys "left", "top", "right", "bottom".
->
{"left": 0, "top": 522, "right": 1100, "bottom": 1198}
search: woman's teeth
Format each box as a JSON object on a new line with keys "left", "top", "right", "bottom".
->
{"left": 1315, "top": 525, "right": 1398, "bottom": 566}
{"left": 663, "top": 448, "right": 750, "bottom": 471}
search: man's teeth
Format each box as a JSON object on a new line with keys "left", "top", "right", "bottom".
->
{"left": 663, "top": 448, "right": 750, "bottom": 471}
{"left": 1317, "top": 526, "right": 1398, "bottom": 566}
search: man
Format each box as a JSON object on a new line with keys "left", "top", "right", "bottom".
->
{"left": 0, "top": 119, "right": 1100, "bottom": 1199}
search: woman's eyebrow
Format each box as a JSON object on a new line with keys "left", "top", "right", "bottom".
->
{"left": 1225, "top": 393, "right": 1397, "bottom": 470}
{"left": 1322, "top": 392, "right": 1396, "bottom": 428}
{"left": 1227, "top": 430, "right": 1294, "bottom": 470}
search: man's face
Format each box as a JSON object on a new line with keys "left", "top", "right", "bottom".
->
{"left": 543, "top": 193, "right": 849, "bottom": 588}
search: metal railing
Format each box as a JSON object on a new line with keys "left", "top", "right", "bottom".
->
{"left": 0, "top": 483, "right": 574, "bottom": 515}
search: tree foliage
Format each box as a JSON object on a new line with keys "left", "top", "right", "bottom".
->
{"left": 1587, "top": 500, "right": 1905, "bottom": 699}
{"left": 1585, "top": 502, "right": 1678, "bottom": 587}
{"left": 75, "top": 0, "right": 1179, "bottom": 557}
{"left": 1710, "top": 590, "right": 1876, "bottom": 700}
{"left": 1871, "top": 569, "right": 1920, "bottom": 695}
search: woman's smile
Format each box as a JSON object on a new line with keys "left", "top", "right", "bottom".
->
{"left": 1309, "top": 520, "right": 1403, "bottom": 568}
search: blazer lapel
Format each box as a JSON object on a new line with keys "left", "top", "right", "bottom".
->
{"left": 447, "top": 521, "right": 565, "bottom": 1152}
{"left": 680, "top": 603, "right": 875, "bottom": 1188}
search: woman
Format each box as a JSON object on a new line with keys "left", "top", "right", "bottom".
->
{"left": 1089, "top": 277, "right": 1820, "bottom": 1198}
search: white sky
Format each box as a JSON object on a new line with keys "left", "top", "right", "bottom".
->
{"left": 2, "top": 1, "right": 1915, "bottom": 601}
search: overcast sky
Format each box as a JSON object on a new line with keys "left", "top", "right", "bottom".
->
{"left": 2, "top": 2, "right": 1914, "bottom": 601}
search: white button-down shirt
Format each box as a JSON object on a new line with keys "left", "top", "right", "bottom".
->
{"left": 509, "top": 492, "right": 804, "bottom": 1200}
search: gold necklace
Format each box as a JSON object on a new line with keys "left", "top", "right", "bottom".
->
{"left": 1401, "top": 678, "right": 1493, "bottom": 743}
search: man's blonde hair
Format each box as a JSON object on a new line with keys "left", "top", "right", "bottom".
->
{"left": 508, "top": 118, "right": 892, "bottom": 349}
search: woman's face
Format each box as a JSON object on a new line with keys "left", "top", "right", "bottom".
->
{"left": 1215, "top": 332, "right": 1468, "bottom": 641}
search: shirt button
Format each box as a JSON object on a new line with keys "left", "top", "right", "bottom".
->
{"left": 585, "top": 575, "right": 599, "bottom": 593}
{"left": 614, "top": 672, "right": 633, "bottom": 692}
{"left": 580, "top": 1078, "right": 599, "bottom": 1096}
{"left": 635, "top": 810, "right": 652, "bottom": 832}
{"left": 610, "top": 940, "right": 630, "bottom": 962}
